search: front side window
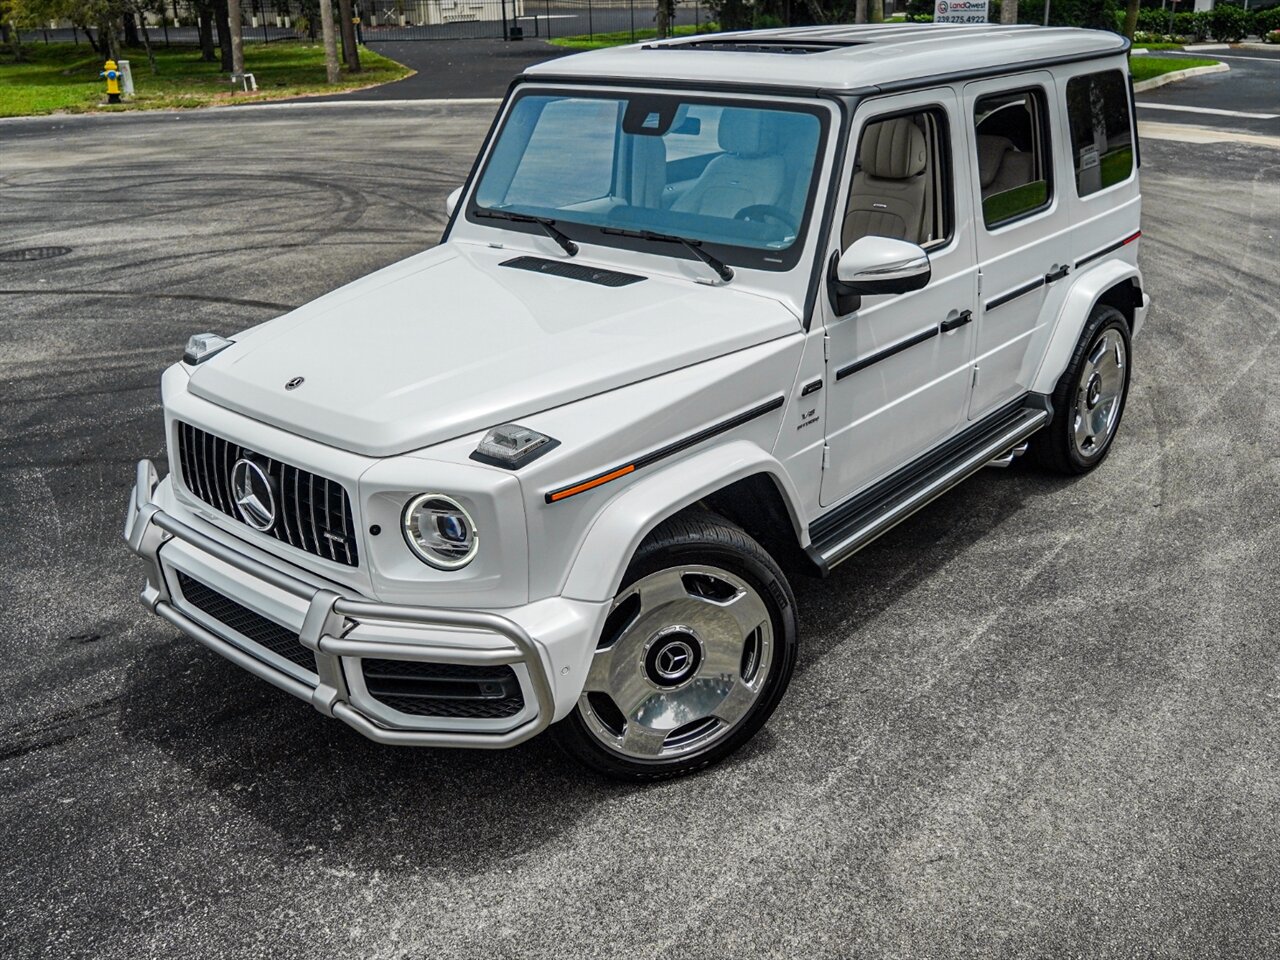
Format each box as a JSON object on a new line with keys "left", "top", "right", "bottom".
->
{"left": 973, "top": 88, "right": 1053, "bottom": 228}
{"left": 1065, "top": 70, "right": 1135, "bottom": 197}
{"left": 470, "top": 91, "right": 828, "bottom": 270}
{"left": 843, "top": 107, "right": 954, "bottom": 251}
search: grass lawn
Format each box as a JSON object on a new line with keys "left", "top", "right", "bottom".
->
{"left": 1132, "top": 42, "right": 1186, "bottom": 51}
{"left": 550, "top": 22, "right": 720, "bottom": 51}
{"left": 1129, "top": 55, "right": 1219, "bottom": 83}
{"left": 0, "top": 42, "right": 410, "bottom": 117}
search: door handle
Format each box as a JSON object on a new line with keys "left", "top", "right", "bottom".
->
{"left": 940, "top": 309, "right": 973, "bottom": 333}
{"left": 1045, "top": 265, "right": 1070, "bottom": 283}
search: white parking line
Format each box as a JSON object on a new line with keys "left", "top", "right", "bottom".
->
{"left": 1197, "top": 54, "right": 1280, "bottom": 62}
{"left": 1136, "top": 102, "right": 1279, "bottom": 120}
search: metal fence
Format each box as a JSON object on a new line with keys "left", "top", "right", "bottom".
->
{"left": 19, "top": 0, "right": 714, "bottom": 45}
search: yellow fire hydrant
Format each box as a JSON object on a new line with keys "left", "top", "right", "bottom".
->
{"left": 101, "top": 60, "right": 122, "bottom": 104}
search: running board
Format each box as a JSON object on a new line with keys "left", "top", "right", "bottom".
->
{"left": 807, "top": 400, "right": 1051, "bottom": 574}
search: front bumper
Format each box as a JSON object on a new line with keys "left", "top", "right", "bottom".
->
{"left": 125, "top": 460, "right": 599, "bottom": 748}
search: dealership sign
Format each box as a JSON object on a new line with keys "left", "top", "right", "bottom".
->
{"left": 934, "top": 0, "right": 990, "bottom": 23}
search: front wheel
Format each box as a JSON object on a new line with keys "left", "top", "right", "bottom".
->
{"left": 554, "top": 513, "right": 797, "bottom": 781}
{"left": 1029, "top": 305, "right": 1132, "bottom": 474}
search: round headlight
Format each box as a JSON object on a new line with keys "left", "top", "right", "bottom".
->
{"left": 401, "top": 494, "right": 479, "bottom": 569}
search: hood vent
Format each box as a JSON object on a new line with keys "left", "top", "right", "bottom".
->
{"left": 501, "top": 256, "right": 645, "bottom": 288}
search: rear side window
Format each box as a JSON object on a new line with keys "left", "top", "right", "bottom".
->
{"left": 1065, "top": 70, "right": 1135, "bottom": 197}
{"left": 973, "top": 88, "right": 1053, "bottom": 229}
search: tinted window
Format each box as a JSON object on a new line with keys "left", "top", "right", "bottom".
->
{"left": 501, "top": 98, "right": 619, "bottom": 209}
{"left": 473, "top": 93, "right": 826, "bottom": 260}
{"left": 1066, "top": 70, "right": 1135, "bottom": 197}
{"left": 973, "top": 88, "right": 1053, "bottom": 228}
{"left": 843, "top": 108, "right": 953, "bottom": 250}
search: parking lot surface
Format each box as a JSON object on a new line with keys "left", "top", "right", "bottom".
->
{"left": 2, "top": 104, "right": 1279, "bottom": 958}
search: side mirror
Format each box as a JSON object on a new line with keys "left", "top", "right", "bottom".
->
{"left": 445, "top": 186, "right": 463, "bottom": 218}
{"left": 834, "top": 236, "right": 931, "bottom": 295}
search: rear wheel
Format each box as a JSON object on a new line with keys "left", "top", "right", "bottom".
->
{"left": 1029, "top": 305, "right": 1131, "bottom": 474}
{"left": 555, "top": 513, "right": 797, "bottom": 781}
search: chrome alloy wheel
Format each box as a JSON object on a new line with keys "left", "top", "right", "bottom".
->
{"left": 578, "top": 565, "right": 775, "bottom": 761}
{"left": 1073, "top": 328, "right": 1127, "bottom": 459}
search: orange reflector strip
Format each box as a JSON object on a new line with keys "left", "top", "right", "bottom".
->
{"left": 548, "top": 464, "right": 635, "bottom": 502}
{"left": 1123, "top": 230, "right": 1142, "bottom": 244}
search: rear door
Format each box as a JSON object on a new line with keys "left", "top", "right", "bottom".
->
{"left": 962, "top": 73, "right": 1073, "bottom": 419}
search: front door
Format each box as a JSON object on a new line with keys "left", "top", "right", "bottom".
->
{"left": 820, "top": 89, "right": 979, "bottom": 507}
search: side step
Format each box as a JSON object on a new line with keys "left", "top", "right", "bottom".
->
{"left": 807, "top": 399, "right": 1051, "bottom": 574}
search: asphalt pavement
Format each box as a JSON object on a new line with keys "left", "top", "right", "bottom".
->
{"left": 1134, "top": 45, "right": 1280, "bottom": 136}
{"left": 2, "top": 102, "right": 1280, "bottom": 958}
{"left": 311, "top": 39, "right": 571, "bottom": 100}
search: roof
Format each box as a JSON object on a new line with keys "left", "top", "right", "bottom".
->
{"left": 524, "top": 24, "right": 1129, "bottom": 93}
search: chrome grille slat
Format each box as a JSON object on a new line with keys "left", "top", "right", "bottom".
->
{"left": 278, "top": 463, "right": 299, "bottom": 549}
{"left": 322, "top": 477, "right": 338, "bottom": 562}
{"left": 175, "top": 421, "right": 358, "bottom": 567}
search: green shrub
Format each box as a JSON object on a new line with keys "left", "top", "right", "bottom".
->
{"left": 1255, "top": 6, "right": 1280, "bottom": 35}
{"left": 1172, "top": 10, "right": 1211, "bottom": 41}
{"left": 1268, "top": 29, "right": 1280, "bottom": 44}
{"left": 1209, "top": 3, "right": 1251, "bottom": 42}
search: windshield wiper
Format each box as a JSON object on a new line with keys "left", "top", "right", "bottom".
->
{"left": 602, "top": 227, "right": 734, "bottom": 284}
{"left": 474, "top": 208, "right": 578, "bottom": 257}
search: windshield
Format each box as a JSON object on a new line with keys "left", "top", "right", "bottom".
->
{"left": 470, "top": 91, "right": 828, "bottom": 271}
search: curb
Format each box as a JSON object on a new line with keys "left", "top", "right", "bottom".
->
{"left": 1132, "top": 62, "right": 1229, "bottom": 92}
{"left": 0, "top": 97, "right": 503, "bottom": 125}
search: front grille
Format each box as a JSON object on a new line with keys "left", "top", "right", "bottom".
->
{"left": 175, "top": 421, "right": 359, "bottom": 567}
{"left": 176, "top": 572, "right": 316, "bottom": 674}
{"left": 361, "top": 658, "right": 525, "bottom": 719}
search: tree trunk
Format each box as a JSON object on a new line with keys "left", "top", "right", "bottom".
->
{"left": 868, "top": 0, "right": 883, "bottom": 22}
{"left": 196, "top": 3, "right": 216, "bottom": 61}
{"left": 215, "top": 0, "right": 233, "bottom": 72}
{"left": 1121, "top": 0, "right": 1139, "bottom": 38}
{"left": 133, "top": 3, "right": 158, "bottom": 73}
{"left": 854, "top": 0, "right": 867, "bottom": 23}
{"left": 5, "top": 22, "right": 24, "bottom": 63}
{"left": 227, "top": 0, "right": 245, "bottom": 78}
{"left": 318, "top": 0, "right": 340, "bottom": 83}
{"left": 80, "top": 23, "right": 101, "bottom": 53}
{"left": 98, "top": 19, "right": 116, "bottom": 59}
{"left": 337, "top": 0, "right": 360, "bottom": 72}
{"left": 1001, "top": 0, "right": 1018, "bottom": 24}
{"left": 655, "top": 0, "right": 670, "bottom": 38}
{"left": 123, "top": 12, "right": 140, "bottom": 47}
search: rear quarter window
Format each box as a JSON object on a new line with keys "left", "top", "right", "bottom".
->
{"left": 1065, "top": 70, "right": 1135, "bottom": 197}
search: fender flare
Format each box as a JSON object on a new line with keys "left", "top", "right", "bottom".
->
{"left": 1030, "top": 259, "right": 1143, "bottom": 396}
{"left": 559, "top": 439, "right": 806, "bottom": 604}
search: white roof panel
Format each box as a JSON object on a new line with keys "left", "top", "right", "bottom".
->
{"left": 524, "top": 24, "right": 1129, "bottom": 92}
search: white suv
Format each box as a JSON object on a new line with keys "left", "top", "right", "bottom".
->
{"left": 125, "top": 24, "right": 1150, "bottom": 779}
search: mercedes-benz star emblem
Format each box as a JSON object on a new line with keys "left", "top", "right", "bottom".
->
{"left": 230, "top": 458, "right": 277, "bottom": 532}
{"left": 656, "top": 642, "right": 693, "bottom": 680}
{"left": 285, "top": 376, "right": 305, "bottom": 390}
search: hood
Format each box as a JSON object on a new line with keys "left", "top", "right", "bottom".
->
{"left": 187, "top": 244, "right": 799, "bottom": 458}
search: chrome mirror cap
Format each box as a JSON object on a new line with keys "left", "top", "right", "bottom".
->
{"left": 835, "top": 236, "right": 931, "bottom": 295}
{"left": 445, "top": 186, "right": 463, "bottom": 218}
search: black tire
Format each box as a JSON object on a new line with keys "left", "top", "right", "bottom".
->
{"left": 1028, "top": 304, "right": 1132, "bottom": 475}
{"left": 553, "top": 511, "right": 798, "bottom": 781}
